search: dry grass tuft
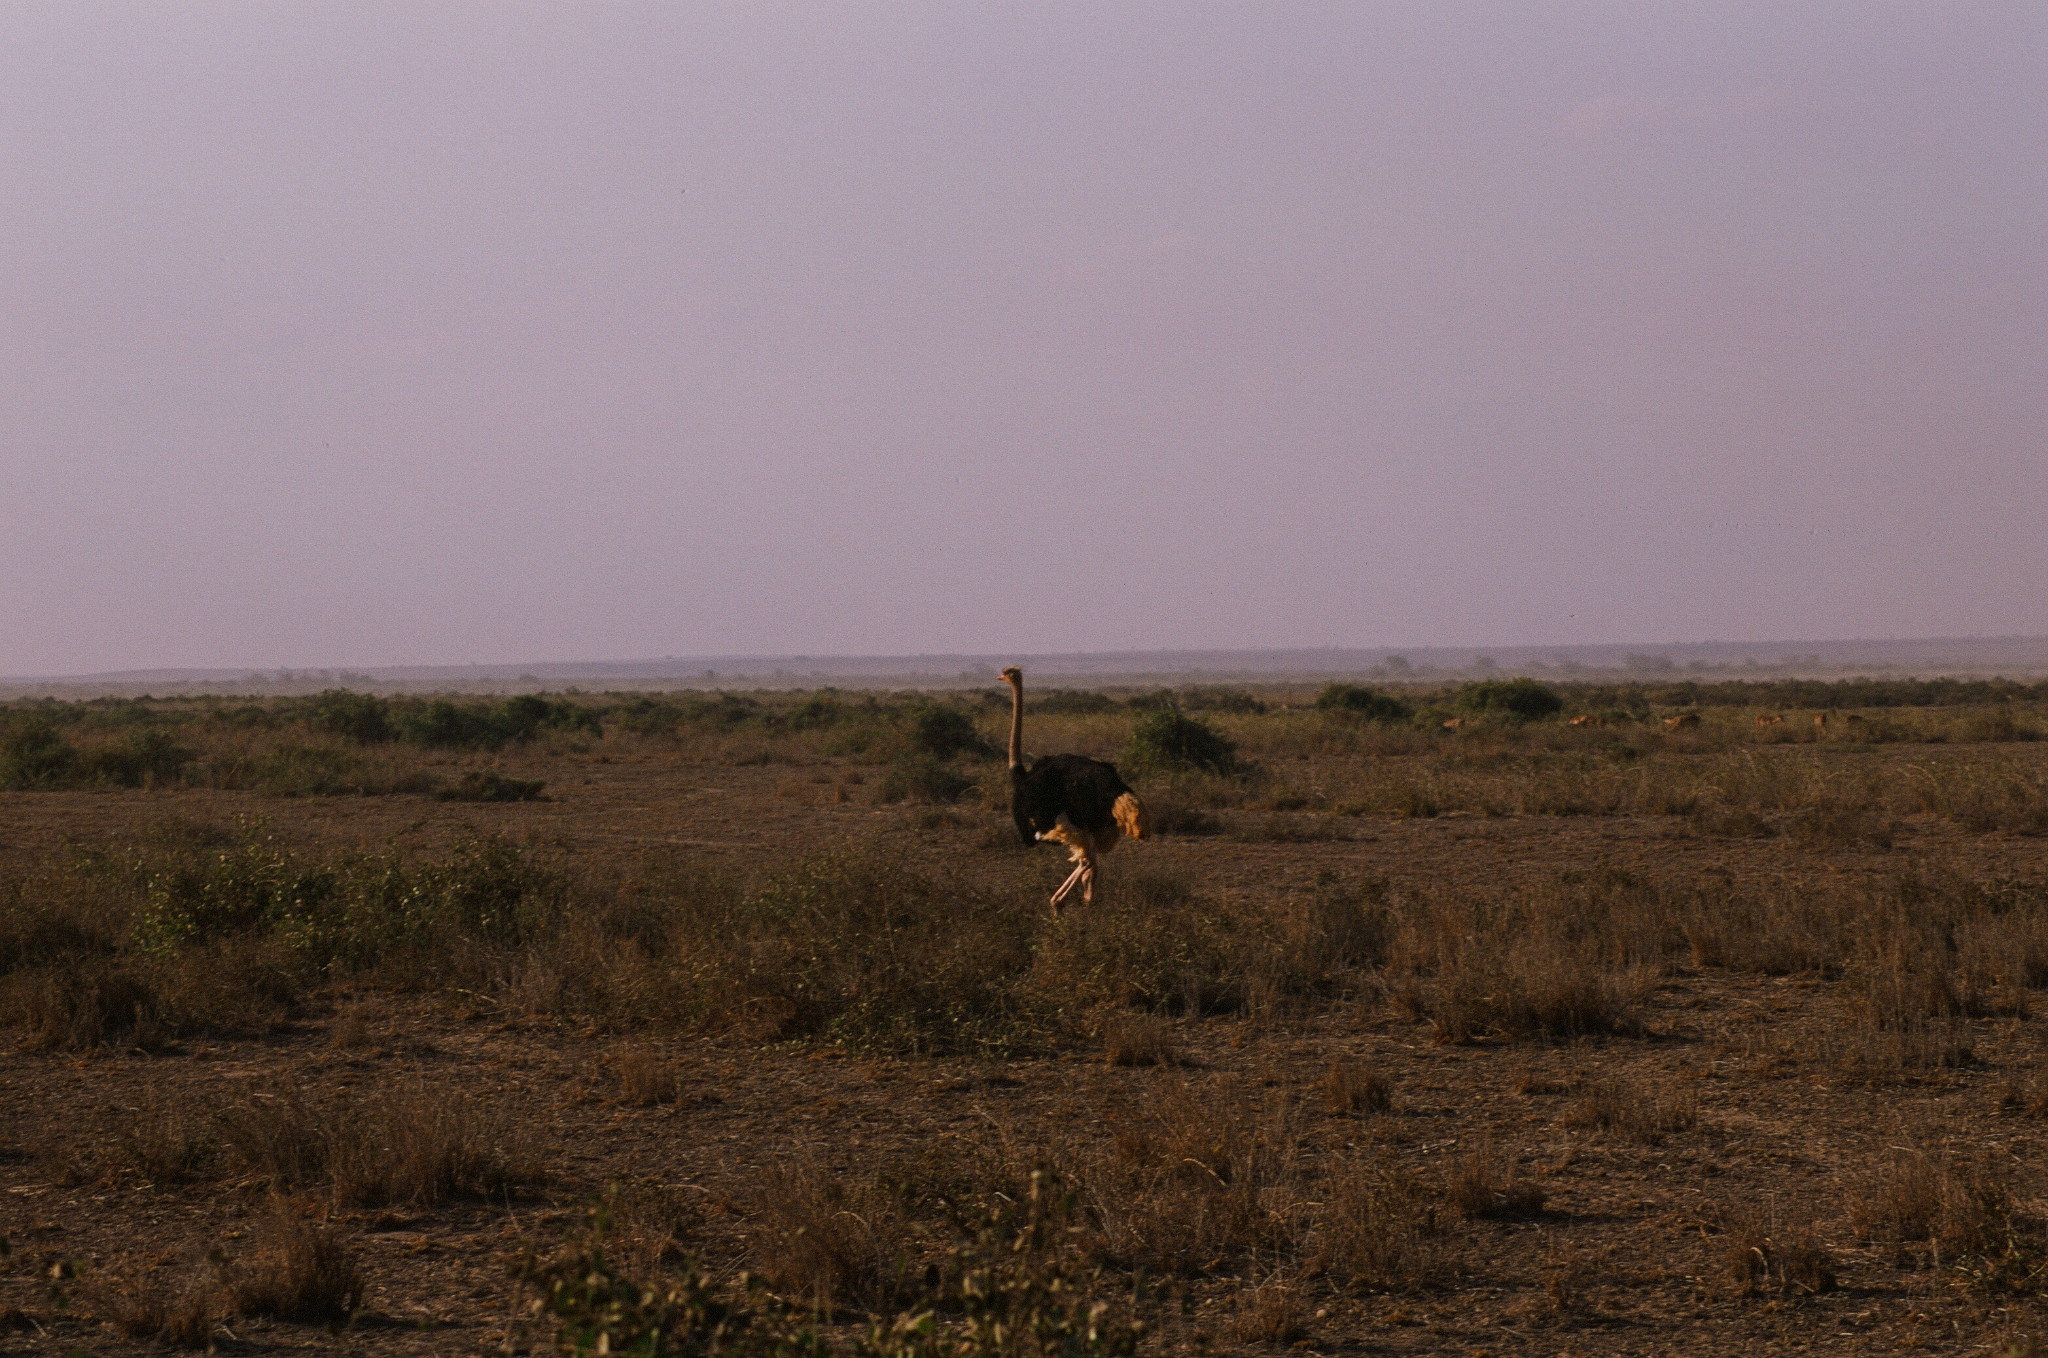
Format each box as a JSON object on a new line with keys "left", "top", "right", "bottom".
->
{"left": 1229, "top": 1276, "right": 1307, "bottom": 1345}
{"left": 1321, "top": 1058, "right": 1392, "bottom": 1115}
{"left": 1564, "top": 1077, "right": 1697, "bottom": 1145}
{"left": 1088, "top": 1078, "right": 1301, "bottom": 1276}
{"left": 1720, "top": 1209, "right": 1837, "bottom": 1296}
{"left": 1845, "top": 1145, "right": 2048, "bottom": 1290}
{"left": 1306, "top": 1150, "right": 1443, "bottom": 1291}
{"left": 115, "top": 1094, "right": 214, "bottom": 1185}
{"left": 1103, "top": 1012, "right": 1183, "bottom": 1067}
{"left": 610, "top": 1046, "right": 683, "bottom": 1105}
{"left": 597, "top": 1180, "right": 705, "bottom": 1280}
{"left": 219, "top": 1082, "right": 542, "bottom": 1207}
{"left": 1445, "top": 1140, "right": 1546, "bottom": 1220}
{"left": 109, "top": 1270, "right": 217, "bottom": 1348}
{"left": 745, "top": 1150, "right": 915, "bottom": 1317}
{"left": 228, "top": 1207, "right": 365, "bottom": 1322}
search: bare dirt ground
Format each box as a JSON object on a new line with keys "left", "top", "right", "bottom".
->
{"left": 6, "top": 741, "right": 2048, "bottom": 1355}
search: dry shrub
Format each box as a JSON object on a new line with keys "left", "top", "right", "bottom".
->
{"left": 109, "top": 1270, "right": 217, "bottom": 1348}
{"left": 1720, "top": 1209, "right": 1837, "bottom": 1296}
{"left": 1847, "top": 1146, "right": 2047, "bottom": 1290}
{"left": 1103, "top": 1012, "right": 1181, "bottom": 1067}
{"left": 1564, "top": 1077, "right": 1697, "bottom": 1146}
{"left": 0, "top": 959, "right": 171, "bottom": 1050}
{"left": 327, "top": 1084, "right": 540, "bottom": 1206}
{"left": 1306, "top": 1150, "right": 1443, "bottom": 1291}
{"left": 1444, "top": 1140, "right": 1546, "bottom": 1220}
{"left": 219, "top": 1082, "right": 540, "bottom": 1206}
{"left": 1789, "top": 802, "right": 1896, "bottom": 850}
{"left": 1836, "top": 925, "right": 1978, "bottom": 1078}
{"left": 327, "top": 1002, "right": 377, "bottom": 1050}
{"left": 1422, "top": 945, "right": 1657, "bottom": 1043}
{"left": 115, "top": 1094, "right": 213, "bottom": 1185}
{"left": 34, "top": 1136, "right": 97, "bottom": 1188}
{"left": 1321, "top": 1058, "right": 1392, "bottom": 1115}
{"left": 1027, "top": 869, "right": 1248, "bottom": 1019}
{"left": 1229, "top": 1276, "right": 1307, "bottom": 1345}
{"left": 1851, "top": 1148, "right": 1950, "bottom": 1244}
{"left": 1513, "top": 1069, "right": 1580, "bottom": 1097}
{"left": 1679, "top": 881, "right": 1853, "bottom": 976}
{"left": 228, "top": 1208, "right": 365, "bottom": 1322}
{"left": 745, "top": 1150, "right": 915, "bottom": 1316}
{"left": 1089, "top": 1078, "right": 1300, "bottom": 1275}
{"left": 610, "top": 1046, "right": 682, "bottom": 1105}
{"left": 598, "top": 1181, "right": 705, "bottom": 1280}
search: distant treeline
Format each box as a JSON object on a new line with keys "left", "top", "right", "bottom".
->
{"left": 1551, "top": 677, "right": 2048, "bottom": 711}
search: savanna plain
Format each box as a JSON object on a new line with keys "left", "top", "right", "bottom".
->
{"left": 6, "top": 677, "right": 2048, "bottom": 1356}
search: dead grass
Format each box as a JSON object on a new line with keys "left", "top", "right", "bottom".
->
{"left": 1229, "top": 1275, "right": 1308, "bottom": 1345}
{"left": 1103, "top": 1012, "right": 1182, "bottom": 1067}
{"left": 1305, "top": 1150, "right": 1444, "bottom": 1291}
{"left": 1320, "top": 1057, "right": 1392, "bottom": 1115}
{"left": 1444, "top": 1140, "right": 1546, "bottom": 1220}
{"left": 610, "top": 1045, "right": 683, "bottom": 1105}
{"left": 1086, "top": 1077, "right": 1301, "bottom": 1276}
{"left": 1845, "top": 1145, "right": 2048, "bottom": 1290}
{"left": 745, "top": 1150, "right": 915, "bottom": 1316}
{"left": 1719, "top": 1208, "right": 1838, "bottom": 1296}
{"left": 227, "top": 1206, "right": 365, "bottom": 1322}
{"left": 1564, "top": 1077, "right": 1698, "bottom": 1145}
{"left": 115, "top": 1094, "right": 213, "bottom": 1184}
{"left": 108, "top": 1268, "right": 217, "bottom": 1348}
{"left": 218, "top": 1082, "right": 542, "bottom": 1206}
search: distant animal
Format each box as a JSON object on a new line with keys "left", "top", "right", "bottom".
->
{"left": 1845, "top": 713, "right": 1866, "bottom": 726}
{"left": 1664, "top": 713, "right": 1701, "bottom": 731}
{"left": 1813, "top": 713, "right": 1828, "bottom": 730}
{"left": 1002, "top": 667, "right": 1149, "bottom": 915}
{"left": 1441, "top": 717, "right": 1464, "bottom": 732}
{"left": 1755, "top": 715, "right": 1784, "bottom": 727}
{"left": 1568, "top": 714, "right": 1606, "bottom": 728}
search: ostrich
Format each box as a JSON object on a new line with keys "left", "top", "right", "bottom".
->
{"left": 1002, "top": 666, "right": 1149, "bottom": 914}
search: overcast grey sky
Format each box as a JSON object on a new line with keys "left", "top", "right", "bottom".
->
{"left": 3, "top": 3, "right": 2044, "bottom": 673}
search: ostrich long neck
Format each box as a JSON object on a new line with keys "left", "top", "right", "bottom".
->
{"left": 1008, "top": 677, "right": 1025, "bottom": 770}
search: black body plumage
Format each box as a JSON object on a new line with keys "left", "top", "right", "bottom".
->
{"left": 1010, "top": 754, "right": 1134, "bottom": 846}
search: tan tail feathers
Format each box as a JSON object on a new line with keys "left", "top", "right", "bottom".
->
{"left": 1113, "top": 791, "right": 1150, "bottom": 842}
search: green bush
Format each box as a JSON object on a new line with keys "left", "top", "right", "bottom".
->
{"left": 308, "top": 689, "right": 393, "bottom": 743}
{"left": 879, "top": 755, "right": 975, "bottom": 804}
{"left": 1124, "top": 708, "right": 1237, "bottom": 775}
{"left": 1315, "top": 684, "right": 1412, "bottom": 722}
{"left": 391, "top": 695, "right": 598, "bottom": 750}
{"left": 1028, "top": 689, "right": 1117, "bottom": 715}
{"left": 1456, "top": 678, "right": 1564, "bottom": 720}
{"left": 909, "top": 704, "right": 991, "bottom": 760}
{"left": 78, "top": 730, "right": 193, "bottom": 787}
{"left": 3, "top": 716, "right": 77, "bottom": 788}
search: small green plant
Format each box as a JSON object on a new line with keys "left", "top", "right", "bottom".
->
{"left": 1124, "top": 708, "right": 1237, "bottom": 775}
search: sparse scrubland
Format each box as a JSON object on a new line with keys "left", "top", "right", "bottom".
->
{"left": 5, "top": 679, "right": 2048, "bottom": 1352}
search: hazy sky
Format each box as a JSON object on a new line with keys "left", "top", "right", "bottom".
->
{"left": 4, "top": 3, "right": 2044, "bottom": 673}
